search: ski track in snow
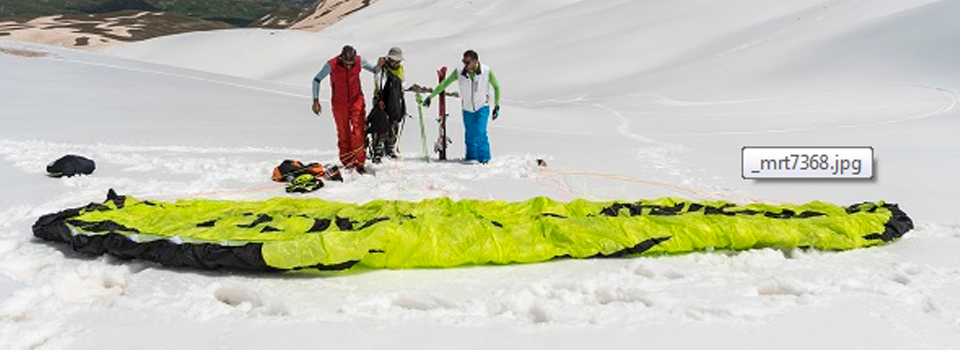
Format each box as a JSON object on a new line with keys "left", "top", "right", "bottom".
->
{"left": 507, "top": 95, "right": 739, "bottom": 202}
{"left": 54, "top": 57, "right": 310, "bottom": 100}
{"left": 507, "top": 84, "right": 958, "bottom": 205}
{"left": 643, "top": 86, "right": 959, "bottom": 136}
{"left": 714, "top": 0, "right": 855, "bottom": 58}
{"left": 586, "top": 101, "right": 733, "bottom": 200}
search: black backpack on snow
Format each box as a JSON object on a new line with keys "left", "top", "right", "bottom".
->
{"left": 47, "top": 155, "right": 96, "bottom": 177}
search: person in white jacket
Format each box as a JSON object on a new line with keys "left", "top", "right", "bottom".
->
{"left": 423, "top": 50, "right": 502, "bottom": 164}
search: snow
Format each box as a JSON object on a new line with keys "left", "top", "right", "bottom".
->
{"left": 3, "top": 0, "right": 960, "bottom": 348}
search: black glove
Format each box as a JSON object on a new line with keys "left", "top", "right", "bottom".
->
{"left": 492, "top": 105, "right": 500, "bottom": 120}
{"left": 423, "top": 96, "right": 432, "bottom": 107}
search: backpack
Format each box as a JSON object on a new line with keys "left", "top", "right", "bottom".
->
{"left": 286, "top": 174, "right": 324, "bottom": 193}
{"left": 272, "top": 160, "right": 342, "bottom": 182}
{"left": 366, "top": 102, "right": 390, "bottom": 135}
{"left": 366, "top": 69, "right": 406, "bottom": 137}
{"left": 47, "top": 155, "right": 96, "bottom": 177}
{"left": 380, "top": 71, "right": 406, "bottom": 122}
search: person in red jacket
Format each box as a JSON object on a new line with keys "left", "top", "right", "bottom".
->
{"left": 312, "top": 45, "right": 382, "bottom": 174}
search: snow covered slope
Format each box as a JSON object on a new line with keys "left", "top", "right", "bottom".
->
{"left": 3, "top": 0, "right": 960, "bottom": 349}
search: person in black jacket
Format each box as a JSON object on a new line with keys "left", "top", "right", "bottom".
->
{"left": 368, "top": 47, "right": 407, "bottom": 163}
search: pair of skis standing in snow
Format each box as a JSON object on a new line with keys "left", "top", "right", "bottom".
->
{"left": 311, "top": 46, "right": 502, "bottom": 174}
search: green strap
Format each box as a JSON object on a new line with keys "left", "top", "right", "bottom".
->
{"left": 415, "top": 93, "right": 430, "bottom": 161}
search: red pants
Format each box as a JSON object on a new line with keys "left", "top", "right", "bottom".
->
{"left": 332, "top": 99, "right": 366, "bottom": 167}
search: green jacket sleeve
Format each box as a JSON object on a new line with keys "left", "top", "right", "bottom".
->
{"left": 428, "top": 69, "right": 459, "bottom": 99}
{"left": 489, "top": 70, "right": 501, "bottom": 106}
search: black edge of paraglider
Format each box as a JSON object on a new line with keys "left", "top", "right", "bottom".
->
{"left": 863, "top": 203, "right": 914, "bottom": 242}
{"left": 31, "top": 203, "right": 356, "bottom": 272}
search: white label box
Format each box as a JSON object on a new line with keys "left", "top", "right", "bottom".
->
{"left": 742, "top": 147, "right": 874, "bottom": 179}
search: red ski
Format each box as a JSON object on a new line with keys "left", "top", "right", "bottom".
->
{"left": 434, "top": 66, "right": 451, "bottom": 161}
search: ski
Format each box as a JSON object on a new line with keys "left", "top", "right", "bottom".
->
{"left": 415, "top": 92, "right": 430, "bottom": 162}
{"left": 435, "top": 66, "right": 450, "bottom": 161}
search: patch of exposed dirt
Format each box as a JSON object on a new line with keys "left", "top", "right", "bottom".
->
{"left": 0, "top": 11, "right": 230, "bottom": 49}
{"left": 0, "top": 46, "right": 54, "bottom": 58}
{"left": 290, "top": 0, "right": 381, "bottom": 32}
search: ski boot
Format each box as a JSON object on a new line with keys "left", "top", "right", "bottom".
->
{"left": 386, "top": 146, "right": 400, "bottom": 160}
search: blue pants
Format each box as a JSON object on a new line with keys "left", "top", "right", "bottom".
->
{"left": 463, "top": 106, "right": 491, "bottom": 162}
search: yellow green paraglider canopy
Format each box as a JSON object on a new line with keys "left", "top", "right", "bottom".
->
{"left": 32, "top": 191, "right": 912, "bottom": 272}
